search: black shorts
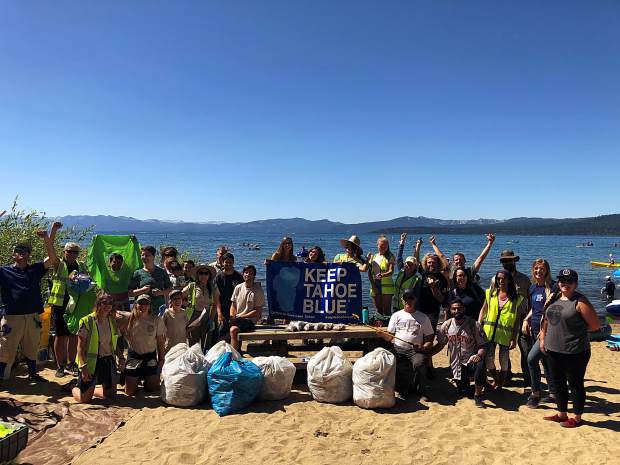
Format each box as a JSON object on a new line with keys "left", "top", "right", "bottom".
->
{"left": 52, "top": 305, "right": 72, "bottom": 337}
{"left": 229, "top": 317, "right": 255, "bottom": 333}
{"left": 125, "top": 350, "right": 158, "bottom": 379}
{"left": 77, "top": 356, "right": 116, "bottom": 393}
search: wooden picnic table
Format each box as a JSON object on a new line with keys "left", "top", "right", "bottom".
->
{"left": 239, "top": 324, "right": 384, "bottom": 364}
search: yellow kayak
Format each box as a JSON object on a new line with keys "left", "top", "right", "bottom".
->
{"left": 591, "top": 261, "right": 620, "bottom": 268}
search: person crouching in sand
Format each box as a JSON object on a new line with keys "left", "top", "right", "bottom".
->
{"left": 116, "top": 294, "right": 166, "bottom": 396}
{"left": 435, "top": 297, "right": 488, "bottom": 407}
{"left": 382, "top": 288, "right": 434, "bottom": 401}
{"left": 73, "top": 292, "right": 123, "bottom": 403}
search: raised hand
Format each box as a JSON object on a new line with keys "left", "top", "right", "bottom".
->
{"left": 400, "top": 233, "right": 407, "bottom": 245}
{"left": 429, "top": 236, "right": 437, "bottom": 246}
{"left": 486, "top": 233, "right": 495, "bottom": 243}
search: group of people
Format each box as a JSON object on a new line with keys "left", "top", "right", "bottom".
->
{"left": 0, "top": 226, "right": 603, "bottom": 427}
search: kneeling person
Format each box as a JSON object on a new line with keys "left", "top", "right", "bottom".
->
{"left": 436, "top": 298, "right": 488, "bottom": 407}
{"left": 229, "top": 265, "right": 264, "bottom": 351}
{"left": 73, "top": 293, "right": 123, "bottom": 403}
{"left": 117, "top": 294, "right": 165, "bottom": 396}
{"left": 384, "top": 288, "right": 434, "bottom": 400}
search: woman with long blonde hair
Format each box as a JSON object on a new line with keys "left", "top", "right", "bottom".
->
{"left": 524, "top": 258, "right": 557, "bottom": 408}
{"left": 271, "top": 236, "right": 297, "bottom": 262}
{"left": 367, "top": 235, "right": 396, "bottom": 315}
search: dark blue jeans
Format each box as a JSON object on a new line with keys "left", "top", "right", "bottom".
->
{"left": 527, "top": 338, "right": 556, "bottom": 394}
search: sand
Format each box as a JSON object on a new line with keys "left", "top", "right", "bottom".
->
{"left": 5, "top": 330, "right": 620, "bottom": 465}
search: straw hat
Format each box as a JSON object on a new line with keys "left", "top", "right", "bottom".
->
{"left": 339, "top": 235, "right": 361, "bottom": 252}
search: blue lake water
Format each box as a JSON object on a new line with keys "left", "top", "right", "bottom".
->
{"left": 93, "top": 231, "right": 620, "bottom": 314}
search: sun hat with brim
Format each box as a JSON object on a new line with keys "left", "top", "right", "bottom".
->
{"left": 192, "top": 263, "right": 216, "bottom": 280}
{"left": 136, "top": 294, "right": 151, "bottom": 303}
{"left": 339, "top": 235, "right": 361, "bottom": 251}
{"left": 499, "top": 250, "right": 520, "bottom": 262}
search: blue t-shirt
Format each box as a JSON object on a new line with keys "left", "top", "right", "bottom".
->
{"left": 529, "top": 284, "right": 547, "bottom": 337}
{"left": 0, "top": 262, "right": 47, "bottom": 315}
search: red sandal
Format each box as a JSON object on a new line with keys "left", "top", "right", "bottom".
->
{"left": 560, "top": 418, "right": 582, "bottom": 428}
{"left": 543, "top": 414, "right": 568, "bottom": 422}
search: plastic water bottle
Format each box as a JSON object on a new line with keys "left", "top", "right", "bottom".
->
{"left": 362, "top": 306, "right": 369, "bottom": 324}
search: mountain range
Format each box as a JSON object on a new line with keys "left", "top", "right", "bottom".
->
{"left": 56, "top": 214, "right": 620, "bottom": 235}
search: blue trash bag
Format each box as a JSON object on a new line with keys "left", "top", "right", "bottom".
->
{"left": 207, "top": 352, "right": 263, "bottom": 416}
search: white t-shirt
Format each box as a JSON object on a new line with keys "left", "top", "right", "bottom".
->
{"left": 387, "top": 310, "right": 434, "bottom": 350}
{"left": 231, "top": 282, "right": 265, "bottom": 323}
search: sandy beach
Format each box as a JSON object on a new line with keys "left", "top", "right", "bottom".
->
{"left": 2, "top": 325, "right": 618, "bottom": 465}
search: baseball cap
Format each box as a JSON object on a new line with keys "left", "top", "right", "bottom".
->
{"left": 557, "top": 268, "right": 578, "bottom": 282}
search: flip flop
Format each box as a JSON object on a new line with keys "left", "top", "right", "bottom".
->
{"left": 543, "top": 414, "right": 568, "bottom": 422}
{"left": 560, "top": 418, "right": 582, "bottom": 428}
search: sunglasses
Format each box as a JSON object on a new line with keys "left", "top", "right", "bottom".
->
{"left": 14, "top": 247, "right": 31, "bottom": 254}
{"left": 101, "top": 300, "right": 114, "bottom": 305}
{"left": 66, "top": 250, "right": 80, "bottom": 255}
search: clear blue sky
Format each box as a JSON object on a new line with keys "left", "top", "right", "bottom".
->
{"left": 1, "top": 1, "right": 618, "bottom": 223}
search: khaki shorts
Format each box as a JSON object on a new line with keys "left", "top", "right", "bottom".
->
{"left": 0, "top": 313, "right": 41, "bottom": 364}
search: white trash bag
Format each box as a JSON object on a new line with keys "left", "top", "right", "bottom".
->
{"left": 161, "top": 343, "right": 209, "bottom": 407}
{"left": 307, "top": 346, "right": 353, "bottom": 403}
{"left": 205, "top": 341, "right": 242, "bottom": 369}
{"left": 352, "top": 347, "right": 396, "bottom": 409}
{"left": 252, "top": 356, "right": 296, "bottom": 401}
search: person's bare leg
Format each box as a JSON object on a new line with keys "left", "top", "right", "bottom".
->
{"left": 67, "top": 335, "right": 78, "bottom": 364}
{"left": 54, "top": 335, "right": 68, "bottom": 368}
{"left": 143, "top": 375, "right": 159, "bottom": 392}
{"left": 230, "top": 326, "right": 240, "bottom": 351}
{"left": 125, "top": 376, "right": 139, "bottom": 396}
{"left": 72, "top": 385, "right": 95, "bottom": 403}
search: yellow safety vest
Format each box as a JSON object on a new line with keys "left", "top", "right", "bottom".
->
{"left": 481, "top": 289, "right": 523, "bottom": 346}
{"left": 393, "top": 272, "right": 420, "bottom": 310}
{"left": 76, "top": 313, "right": 119, "bottom": 374}
{"left": 185, "top": 282, "right": 213, "bottom": 321}
{"left": 369, "top": 254, "right": 395, "bottom": 296}
{"left": 48, "top": 260, "right": 87, "bottom": 306}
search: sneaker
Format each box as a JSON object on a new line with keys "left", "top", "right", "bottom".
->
{"left": 526, "top": 395, "right": 540, "bottom": 409}
{"left": 55, "top": 366, "right": 66, "bottom": 378}
{"left": 541, "top": 394, "right": 556, "bottom": 404}
{"left": 419, "top": 392, "right": 431, "bottom": 402}
{"left": 474, "top": 395, "right": 485, "bottom": 408}
{"left": 66, "top": 363, "right": 79, "bottom": 375}
{"left": 27, "top": 373, "right": 49, "bottom": 383}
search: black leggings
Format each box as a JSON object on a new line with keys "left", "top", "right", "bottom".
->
{"left": 456, "top": 360, "right": 487, "bottom": 394}
{"left": 546, "top": 349, "right": 590, "bottom": 415}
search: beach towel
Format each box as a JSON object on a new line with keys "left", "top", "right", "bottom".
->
{"left": 352, "top": 347, "right": 396, "bottom": 409}
{"left": 207, "top": 352, "right": 263, "bottom": 416}
{"left": 86, "top": 235, "right": 142, "bottom": 293}
{"left": 307, "top": 346, "right": 353, "bottom": 403}
{"left": 252, "top": 356, "right": 296, "bottom": 401}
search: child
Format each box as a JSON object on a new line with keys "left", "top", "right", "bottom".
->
{"left": 162, "top": 289, "right": 189, "bottom": 352}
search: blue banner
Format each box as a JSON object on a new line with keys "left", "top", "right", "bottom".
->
{"left": 266, "top": 261, "right": 363, "bottom": 323}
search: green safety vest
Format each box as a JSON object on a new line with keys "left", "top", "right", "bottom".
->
{"left": 185, "top": 282, "right": 213, "bottom": 320}
{"left": 76, "top": 313, "right": 119, "bottom": 374}
{"left": 393, "top": 272, "right": 420, "bottom": 310}
{"left": 481, "top": 289, "right": 523, "bottom": 346}
{"left": 369, "top": 254, "right": 395, "bottom": 296}
{"left": 48, "top": 259, "right": 87, "bottom": 306}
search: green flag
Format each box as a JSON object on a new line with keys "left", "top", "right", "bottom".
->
{"left": 87, "top": 235, "right": 142, "bottom": 294}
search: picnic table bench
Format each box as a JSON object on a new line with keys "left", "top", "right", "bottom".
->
{"left": 239, "top": 324, "right": 384, "bottom": 368}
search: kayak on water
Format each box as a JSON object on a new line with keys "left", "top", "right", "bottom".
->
{"left": 591, "top": 261, "right": 620, "bottom": 268}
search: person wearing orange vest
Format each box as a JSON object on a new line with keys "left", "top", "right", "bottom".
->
{"left": 479, "top": 270, "right": 525, "bottom": 389}
{"left": 72, "top": 292, "right": 122, "bottom": 403}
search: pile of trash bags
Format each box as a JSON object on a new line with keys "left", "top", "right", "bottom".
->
{"left": 352, "top": 348, "right": 396, "bottom": 409}
{"left": 252, "top": 356, "right": 296, "bottom": 401}
{"left": 161, "top": 343, "right": 209, "bottom": 407}
{"left": 307, "top": 346, "right": 353, "bottom": 403}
